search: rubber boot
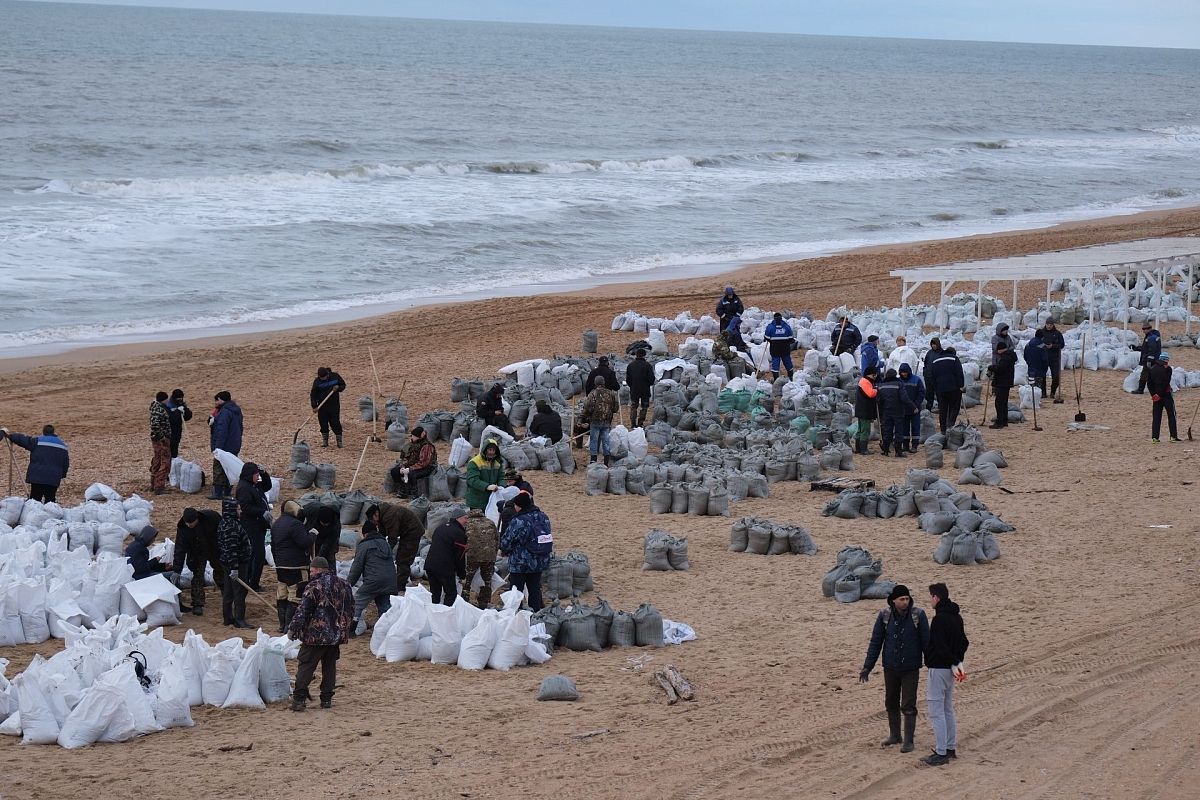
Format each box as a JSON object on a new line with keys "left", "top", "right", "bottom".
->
{"left": 336, "top": 434, "right": 343, "bottom": 449}
{"left": 284, "top": 602, "right": 297, "bottom": 632}
{"left": 604, "top": 455, "right": 612, "bottom": 467}
{"left": 882, "top": 711, "right": 902, "bottom": 747}
{"left": 880, "top": 441, "right": 890, "bottom": 456}
{"left": 901, "top": 714, "right": 916, "bottom": 753}
{"left": 895, "top": 440, "right": 907, "bottom": 458}
{"left": 276, "top": 600, "right": 288, "bottom": 633}
{"left": 590, "top": 454, "right": 597, "bottom": 464}
{"left": 291, "top": 697, "right": 306, "bottom": 712}
{"left": 321, "top": 433, "right": 329, "bottom": 448}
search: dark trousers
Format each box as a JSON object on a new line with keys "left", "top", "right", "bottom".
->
{"left": 884, "top": 668, "right": 920, "bottom": 718}
{"left": 901, "top": 414, "right": 917, "bottom": 447}
{"left": 937, "top": 391, "right": 962, "bottom": 434}
{"left": 293, "top": 644, "right": 340, "bottom": 703}
{"left": 393, "top": 532, "right": 421, "bottom": 587}
{"left": 881, "top": 415, "right": 901, "bottom": 449}
{"left": 427, "top": 572, "right": 457, "bottom": 606}
{"left": 630, "top": 394, "right": 650, "bottom": 428}
{"left": 509, "top": 571, "right": 544, "bottom": 612}
{"left": 29, "top": 483, "right": 58, "bottom": 503}
{"left": 169, "top": 436, "right": 182, "bottom": 459}
{"left": 317, "top": 406, "right": 343, "bottom": 437}
{"left": 1047, "top": 353, "right": 1062, "bottom": 397}
{"left": 1152, "top": 394, "right": 1178, "bottom": 440}
{"left": 1031, "top": 374, "right": 1047, "bottom": 400}
{"left": 1138, "top": 363, "right": 1151, "bottom": 392}
{"left": 222, "top": 566, "right": 248, "bottom": 623}
{"left": 245, "top": 521, "right": 267, "bottom": 591}
{"left": 993, "top": 384, "right": 1011, "bottom": 426}
{"left": 187, "top": 555, "right": 219, "bottom": 609}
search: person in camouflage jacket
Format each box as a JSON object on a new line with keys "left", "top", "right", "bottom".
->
{"left": 461, "top": 508, "right": 499, "bottom": 608}
{"left": 288, "top": 557, "right": 354, "bottom": 711}
{"left": 216, "top": 498, "right": 251, "bottom": 628}
{"left": 580, "top": 376, "right": 618, "bottom": 465}
{"left": 149, "top": 392, "right": 172, "bottom": 494}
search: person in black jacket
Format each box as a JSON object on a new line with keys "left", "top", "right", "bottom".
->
{"left": 310, "top": 367, "right": 347, "bottom": 448}
{"left": 271, "top": 499, "right": 316, "bottom": 632}
{"left": 527, "top": 401, "right": 563, "bottom": 443}
{"left": 173, "top": 507, "right": 224, "bottom": 616}
{"left": 989, "top": 342, "right": 1018, "bottom": 429}
{"left": 165, "top": 389, "right": 193, "bottom": 458}
{"left": 876, "top": 369, "right": 916, "bottom": 457}
{"left": 1132, "top": 322, "right": 1163, "bottom": 394}
{"left": 425, "top": 511, "right": 468, "bottom": 606}
{"left": 922, "top": 583, "right": 969, "bottom": 766}
{"left": 853, "top": 367, "right": 879, "bottom": 456}
{"left": 348, "top": 520, "right": 397, "bottom": 635}
{"left": 926, "top": 347, "right": 965, "bottom": 434}
{"left": 304, "top": 502, "right": 342, "bottom": 565}
{"left": 860, "top": 584, "right": 930, "bottom": 753}
{"left": 476, "top": 383, "right": 513, "bottom": 436}
{"left": 625, "top": 349, "right": 655, "bottom": 428}
{"left": 1146, "top": 352, "right": 1180, "bottom": 443}
{"left": 921, "top": 338, "right": 943, "bottom": 412}
{"left": 125, "top": 525, "right": 172, "bottom": 580}
{"left": 235, "top": 461, "right": 272, "bottom": 592}
{"left": 834, "top": 317, "right": 862, "bottom": 356}
{"left": 715, "top": 286, "right": 744, "bottom": 332}
{"left": 217, "top": 498, "right": 252, "bottom": 628}
{"left": 584, "top": 356, "right": 619, "bottom": 395}
{"left": 1041, "top": 320, "right": 1066, "bottom": 402}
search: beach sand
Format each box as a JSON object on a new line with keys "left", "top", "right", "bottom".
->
{"left": 1, "top": 207, "right": 1199, "bottom": 799}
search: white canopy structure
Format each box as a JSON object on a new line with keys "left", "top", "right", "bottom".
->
{"left": 891, "top": 237, "right": 1200, "bottom": 334}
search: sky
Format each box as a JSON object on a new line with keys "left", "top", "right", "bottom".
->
{"left": 17, "top": 0, "right": 1200, "bottom": 49}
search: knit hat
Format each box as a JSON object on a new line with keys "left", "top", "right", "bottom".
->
{"left": 504, "top": 470, "right": 521, "bottom": 482}
{"left": 867, "top": 334, "right": 878, "bottom": 343}
{"left": 309, "top": 557, "right": 331, "bottom": 570}
{"left": 513, "top": 492, "right": 533, "bottom": 510}
{"left": 181, "top": 507, "right": 199, "bottom": 524}
{"left": 214, "top": 390, "right": 232, "bottom": 403}
{"left": 1142, "top": 322, "right": 1153, "bottom": 329}
{"left": 410, "top": 425, "right": 425, "bottom": 438}
{"left": 887, "top": 584, "right": 911, "bottom": 605}
{"left": 1158, "top": 352, "right": 1170, "bottom": 362}
{"left": 593, "top": 375, "right": 606, "bottom": 387}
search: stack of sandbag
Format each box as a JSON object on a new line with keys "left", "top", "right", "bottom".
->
{"left": 541, "top": 551, "right": 593, "bottom": 600}
{"left": 358, "top": 395, "right": 376, "bottom": 422}
{"left": 644, "top": 481, "right": 731, "bottom": 516}
{"left": 0, "top": 618, "right": 299, "bottom": 747}
{"left": 641, "top": 530, "right": 690, "bottom": 571}
{"left": 821, "top": 546, "right": 895, "bottom": 603}
{"left": 729, "top": 516, "right": 817, "bottom": 555}
{"left": 532, "top": 599, "right": 667, "bottom": 650}
{"left": 168, "top": 458, "right": 206, "bottom": 494}
{"left": 932, "top": 529, "right": 1002, "bottom": 565}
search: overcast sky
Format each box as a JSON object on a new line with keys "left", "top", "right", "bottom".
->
{"left": 23, "top": 1, "right": 1200, "bottom": 49}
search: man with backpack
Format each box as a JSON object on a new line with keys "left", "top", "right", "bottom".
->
{"left": 860, "top": 584, "right": 930, "bottom": 754}
{"left": 499, "top": 492, "right": 553, "bottom": 611}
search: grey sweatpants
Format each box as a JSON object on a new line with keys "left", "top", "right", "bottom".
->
{"left": 927, "top": 668, "right": 957, "bottom": 755}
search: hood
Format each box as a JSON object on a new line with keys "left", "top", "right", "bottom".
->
{"left": 936, "top": 600, "right": 961, "bottom": 616}
{"left": 137, "top": 525, "right": 159, "bottom": 545}
{"left": 480, "top": 439, "right": 500, "bottom": 461}
{"left": 239, "top": 461, "right": 260, "bottom": 481}
{"left": 898, "top": 362, "right": 912, "bottom": 378}
{"left": 282, "top": 499, "right": 301, "bottom": 517}
{"left": 724, "top": 286, "right": 735, "bottom": 296}
{"left": 221, "top": 399, "right": 242, "bottom": 415}
{"left": 489, "top": 383, "right": 504, "bottom": 396}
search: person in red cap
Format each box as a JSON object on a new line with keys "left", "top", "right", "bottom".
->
{"left": 860, "top": 584, "right": 930, "bottom": 753}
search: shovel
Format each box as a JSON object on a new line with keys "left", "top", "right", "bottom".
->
{"left": 1188, "top": 396, "right": 1200, "bottom": 441}
{"left": 1028, "top": 378, "right": 1043, "bottom": 432}
{"left": 292, "top": 387, "right": 340, "bottom": 445}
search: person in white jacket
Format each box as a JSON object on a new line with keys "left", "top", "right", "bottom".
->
{"left": 886, "top": 336, "right": 920, "bottom": 375}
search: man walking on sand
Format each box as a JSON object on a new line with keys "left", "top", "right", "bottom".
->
{"left": 288, "top": 557, "right": 354, "bottom": 712}
{"left": 922, "top": 582, "right": 969, "bottom": 766}
{"left": 1041, "top": 319, "right": 1065, "bottom": 402}
{"left": 150, "top": 391, "right": 172, "bottom": 495}
{"left": 860, "top": 584, "right": 930, "bottom": 753}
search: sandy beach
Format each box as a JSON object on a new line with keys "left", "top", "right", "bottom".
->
{"left": 1, "top": 207, "right": 1199, "bottom": 799}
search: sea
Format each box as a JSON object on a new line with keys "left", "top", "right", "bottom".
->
{"left": 2, "top": 1, "right": 1199, "bottom": 356}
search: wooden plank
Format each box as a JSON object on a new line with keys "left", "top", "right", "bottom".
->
{"left": 809, "top": 477, "right": 875, "bottom": 492}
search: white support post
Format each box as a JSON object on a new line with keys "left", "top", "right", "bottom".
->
{"left": 1188, "top": 262, "right": 1194, "bottom": 337}
{"left": 1012, "top": 281, "right": 1018, "bottom": 329}
{"left": 976, "top": 281, "right": 983, "bottom": 323}
{"left": 1045, "top": 279, "right": 1051, "bottom": 319}
{"left": 901, "top": 279, "right": 907, "bottom": 334}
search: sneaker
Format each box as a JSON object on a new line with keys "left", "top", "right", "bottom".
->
{"left": 291, "top": 698, "right": 306, "bottom": 712}
{"left": 319, "top": 698, "right": 332, "bottom": 709}
{"left": 1170, "top": 437, "right": 1182, "bottom": 443}
{"left": 1152, "top": 438, "right": 1160, "bottom": 443}
{"left": 921, "top": 752, "right": 951, "bottom": 766}
{"left": 932, "top": 747, "right": 957, "bottom": 759}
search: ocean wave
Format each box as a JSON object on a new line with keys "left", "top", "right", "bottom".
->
{"left": 966, "top": 140, "right": 1012, "bottom": 150}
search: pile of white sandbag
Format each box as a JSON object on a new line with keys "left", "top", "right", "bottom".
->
{"left": 0, "top": 617, "right": 298, "bottom": 748}
{"left": 368, "top": 585, "right": 551, "bottom": 672}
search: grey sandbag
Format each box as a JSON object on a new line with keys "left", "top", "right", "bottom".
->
{"left": 949, "top": 532, "right": 979, "bottom": 566}
{"left": 387, "top": 428, "right": 407, "bottom": 452}
{"left": 821, "top": 564, "right": 848, "bottom": 597}
{"left": 860, "top": 493, "right": 879, "bottom": 519}
{"left": 973, "top": 449, "right": 1008, "bottom": 468}
{"left": 292, "top": 463, "right": 317, "bottom": 490}
{"left": 747, "top": 473, "right": 770, "bottom": 498}
{"left": 933, "top": 532, "right": 955, "bottom": 564}
{"left": 707, "top": 486, "right": 730, "bottom": 517}
{"left": 591, "top": 598, "right": 614, "bottom": 648}
{"left": 418, "top": 412, "right": 442, "bottom": 442}
{"left": 876, "top": 494, "right": 898, "bottom": 519}
{"left": 729, "top": 518, "right": 750, "bottom": 552}
{"left": 919, "top": 511, "right": 957, "bottom": 535}
{"left": 544, "top": 559, "right": 576, "bottom": 599}
{"left": 359, "top": 395, "right": 376, "bottom": 422}
{"left": 818, "top": 446, "right": 842, "bottom": 471}
{"left": 531, "top": 605, "right": 563, "bottom": 644}
{"left": 860, "top": 579, "right": 896, "bottom": 600}
{"left": 767, "top": 529, "right": 791, "bottom": 556}
{"left": 536, "top": 446, "right": 562, "bottom": 474}
{"left": 796, "top": 454, "right": 821, "bottom": 481}
{"left": 980, "top": 531, "right": 1001, "bottom": 561}
{"left": 642, "top": 530, "right": 673, "bottom": 571}
{"left": 555, "top": 439, "right": 577, "bottom": 475}
{"left": 427, "top": 467, "right": 451, "bottom": 501}
{"left": 746, "top": 523, "right": 772, "bottom": 555}
{"left": 406, "top": 495, "right": 430, "bottom": 525}
{"left": 633, "top": 603, "right": 665, "bottom": 647}
{"left": 838, "top": 442, "right": 855, "bottom": 471}
{"left": 670, "top": 483, "right": 689, "bottom": 514}
{"left": 789, "top": 527, "right": 818, "bottom": 555}
{"left": 833, "top": 573, "right": 861, "bottom": 603}
{"left": 957, "top": 468, "right": 982, "bottom": 486}
{"left": 582, "top": 329, "right": 599, "bottom": 353}
{"left": 509, "top": 399, "right": 531, "bottom": 428}
{"left": 450, "top": 378, "right": 469, "bottom": 403}
{"left": 649, "top": 483, "right": 673, "bottom": 514}
{"left": 833, "top": 491, "right": 865, "bottom": 520}
{"left": 914, "top": 489, "right": 941, "bottom": 515}
{"left": 608, "top": 611, "right": 637, "bottom": 647}
{"left": 289, "top": 441, "right": 310, "bottom": 471}
{"left": 894, "top": 487, "right": 918, "bottom": 517}
{"left": 314, "top": 463, "right": 337, "bottom": 490}
{"left": 537, "top": 674, "right": 580, "bottom": 701}
{"left": 340, "top": 489, "right": 370, "bottom": 525}
{"left": 925, "top": 443, "right": 944, "bottom": 469}
{"left": 500, "top": 444, "right": 530, "bottom": 471}
{"left": 607, "top": 466, "right": 629, "bottom": 496}
{"left": 973, "top": 462, "right": 1003, "bottom": 486}
{"left": 624, "top": 467, "right": 648, "bottom": 497}
{"left": 667, "top": 536, "right": 689, "bottom": 570}
{"left": 954, "top": 444, "right": 977, "bottom": 469}
{"left": 764, "top": 458, "right": 790, "bottom": 484}
{"left": 559, "top": 608, "right": 602, "bottom": 652}
{"left": 980, "top": 517, "right": 1015, "bottom": 534}
{"left": 584, "top": 463, "right": 609, "bottom": 496}
{"left": 955, "top": 510, "right": 983, "bottom": 532}
{"left": 686, "top": 483, "right": 709, "bottom": 516}
{"left": 906, "top": 468, "right": 938, "bottom": 490}
{"left": 852, "top": 558, "right": 883, "bottom": 586}
{"left": 725, "top": 472, "right": 749, "bottom": 501}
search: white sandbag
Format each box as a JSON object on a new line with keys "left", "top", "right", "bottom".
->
{"left": 17, "top": 578, "right": 50, "bottom": 644}
{"left": 648, "top": 328, "right": 669, "bottom": 355}
{"left": 479, "top": 425, "right": 515, "bottom": 447}
{"left": 484, "top": 485, "right": 521, "bottom": 528}
{"left": 0, "top": 496, "right": 23, "bottom": 526}
{"left": 258, "top": 642, "right": 292, "bottom": 704}
{"left": 383, "top": 599, "right": 427, "bottom": 662}
{"left": 46, "top": 581, "right": 89, "bottom": 638}
{"left": 487, "top": 609, "right": 532, "bottom": 672}
{"left": 179, "top": 461, "right": 204, "bottom": 494}
{"left": 457, "top": 610, "right": 501, "bottom": 670}
{"left": 202, "top": 638, "right": 244, "bottom": 706}
{"left": 84, "top": 483, "right": 122, "bottom": 502}
{"left": 369, "top": 598, "right": 406, "bottom": 657}
{"left": 181, "top": 630, "right": 209, "bottom": 707}
{"left": 0, "top": 584, "right": 26, "bottom": 647}
{"left": 96, "top": 522, "right": 128, "bottom": 556}
{"left": 153, "top": 652, "right": 195, "bottom": 729}
{"left": 627, "top": 427, "right": 649, "bottom": 458}
{"left": 428, "top": 602, "right": 464, "bottom": 665}
{"left": 15, "top": 672, "right": 60, "bottom": 745}
{"left": 222, "top": 641, "right": 267, "bottom": 709}
{"left": 56, "top": 682, "right": 137, "bottom": 749}
{"left": 448, "top": 437, "right": 473, "bottom": 469}
{"left": 98, "top": 661, "right": 162, "bottom": 736}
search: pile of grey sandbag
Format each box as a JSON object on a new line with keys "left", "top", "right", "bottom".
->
{"left": 932, "top": 526, "right": 1002, "bottom": 566}
{"left": 921, "top": 423, "right": 1009, "bottom": 487}
{"left": 729, "top": 516, "right": 818, "bottom": 555}
{"left": 540, "top": 551, "right": 594, "bottom": 599}
{"left": 288, "top": 438, "right": 338, "bottom": 490}
{"left": 296, "top": 488, "right": 384, "bottom": 532}
{"left": 641, "top": 529, "right": 690, "bottom": 571}
{"left": 532, "top": 599, "right": 665, "bottom": 650}
{"left": 821, "top": 546, "right": 896, "bottom": 603}
{"left": 821, "top": 467, "right": 1017, "bottom": 530}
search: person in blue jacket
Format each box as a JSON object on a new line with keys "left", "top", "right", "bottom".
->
{"left": 0, "top": 425, "right": 69, "bottom": 502}
{"left": 1132, "top": 322, "right": 1162, "bottom": 394}
{"left": 208, "top": 391, "right": 243, "bottom": 500}
{"left": 724, "top": 314, "right": 748, "bottom": 353}
{"left": 860, "top": 584, "right": 930, "bottom": 754}
{"left": 125, "top": 525, "right": 173, "bottom": 581}
{"left": 860, "top": 335, "right": 883, "bottom": 376}
{"left": 876, "top": 369, "right": 917, "bottom": 457}
{"left": 1023, "top": 330, "right": 1049, "bottom": 400}
{"left": 764, "top": 312, "right": 796, "bottom": 381}
{"left": 897, "top": 363, "right": 926, "bottom": 453}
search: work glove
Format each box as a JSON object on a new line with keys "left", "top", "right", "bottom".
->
{"left": 229, "top": 569, "right": 239, "bottom": 581}
{"left": 858, "top": 670, "right": 870, "bottom": 684}
{"left": 486, "top": 484, "right": 498, "bottom": 492}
